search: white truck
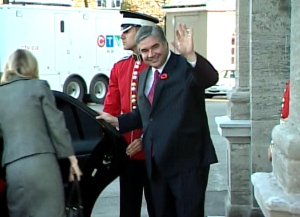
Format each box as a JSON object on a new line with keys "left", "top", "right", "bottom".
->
{"left": 0, "top": 1, "right": 128, "bottom": 104}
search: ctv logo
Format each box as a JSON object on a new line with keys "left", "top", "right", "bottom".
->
{"left": 20, "top": 45, "right": 39, "bottom": 50}
{"left": 97, "top": 35, "right": 121, "bottom": 48}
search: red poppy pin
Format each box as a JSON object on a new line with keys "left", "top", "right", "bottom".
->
{"left": 160, "top": 73, "right": 168, "bottom": 80}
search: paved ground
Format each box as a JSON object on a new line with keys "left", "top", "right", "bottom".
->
{"left": 89, "top": 98, "right": 228, "bottom": 217}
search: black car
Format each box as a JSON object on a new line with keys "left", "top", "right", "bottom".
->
{"left": 0, "top": 91, "right": 129, "bottom": 217}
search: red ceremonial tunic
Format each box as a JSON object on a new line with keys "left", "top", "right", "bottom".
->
{"left": 104, "top": 55, "right": 147, "bottom": 160}
{"left": 281, "top": 80, "right": 290, "bottom": 120}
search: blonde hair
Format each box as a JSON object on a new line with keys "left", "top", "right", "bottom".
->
{"left": 1, "top": 49, "right": 39, "bottom": 84}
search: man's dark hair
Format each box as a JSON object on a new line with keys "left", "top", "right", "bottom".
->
{"left": 135, "top": 25, "right": 167, "bottom": 47}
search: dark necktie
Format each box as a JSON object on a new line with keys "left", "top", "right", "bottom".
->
{"left": 147, "top": 70, "right": 160, "bottom": 105}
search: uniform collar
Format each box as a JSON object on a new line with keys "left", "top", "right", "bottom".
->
{"left": 132, "top": 53, "right": 142, "bottom": 61}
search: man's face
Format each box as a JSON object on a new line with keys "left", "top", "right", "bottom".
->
{"left": 121, "top": 27, "right": 137, "bottom": 51}
{"left": 139, "top": 36, "right": 168, "bottom": 69}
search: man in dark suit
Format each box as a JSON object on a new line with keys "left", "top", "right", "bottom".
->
{"left": 103, "top": 11, "right": 157, "bottom": 217}
{"left": 97, "top": 23, "right": 219, "bottom": 217}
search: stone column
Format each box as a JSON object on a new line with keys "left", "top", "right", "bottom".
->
{"left": 271, "top": 0, "right": 300, "bottom": 204}
{"left": 227, "top": 0, "right": 250, "bottom": 120}
{"left": 251, "top": 1, "right": 300, "bottom": 217}
{"left": 250, "top": 0, "right": 291, "bottom": 174}
{"left": 219, "top": 120, "right": 252, "bottom": 217}
{"left": 272, "top": 0, "right": 300, "bottom": 194}
{"left": 250, "top": 0, "right": 291, "bottom": 215}
{"left": 220, "top": 1, "right": 252, "bottom": 216}
{"left": 224, "top": 0, "right": 290, "bottom": 216}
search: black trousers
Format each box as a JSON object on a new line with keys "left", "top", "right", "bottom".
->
{"left": 0, "top": 168, "right": 8, "bottom": 217}
{"left": 119, "top": 159, "right": 155, "bottom": 217}
{"left": 151, "top": 162, "right": 210, "bottom": 217}
{"left": 0, "top": 189, "right": 9, "bottom": 217}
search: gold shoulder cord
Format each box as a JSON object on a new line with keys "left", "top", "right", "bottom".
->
{"left": 129, "top": 56, "right": 141, "bottom": 144}
{"left": 130, "top": 56, "right": 141, "bottom": 111}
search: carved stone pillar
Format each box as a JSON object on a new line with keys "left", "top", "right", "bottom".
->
{"left": 249, "top": 0, "right": 291, "bottom": 175}
{"left": 251, "top": 1, "right": 300, "bottom": 217}
{"left": 227, "top": 0, "right": 250, "bottom": 120}
{"left": 225, "top": 0, "right": 290, "bottom": 216}
{"left": 219, "top": 120, "right": 252, "bottom": 217}
{"left": 221, "top": 1, "right": 252, "bottom": 216}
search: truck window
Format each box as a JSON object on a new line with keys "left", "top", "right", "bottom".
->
{"left": 60, "top": 21, "right": 65, "bottom": 33}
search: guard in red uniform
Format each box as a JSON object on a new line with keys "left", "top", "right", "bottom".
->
{"left": 268, "top": 80, "right": 290, "bottom": 162}
{"left": 103, "top": 11, "right": 159, "bottom": 217}
{"left": 281, "top": 80, "right": 290, "bottom": 120}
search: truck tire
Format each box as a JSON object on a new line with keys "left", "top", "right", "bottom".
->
{"left": 90, "top": 76, "right": 108, "bottom": 104}
{"left": 63, "top": 77, "right": 85, "bottom": 101}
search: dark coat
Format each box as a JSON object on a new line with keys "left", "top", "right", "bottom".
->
{"left": 118, "top": 52, "right": 219, "bottom": 178}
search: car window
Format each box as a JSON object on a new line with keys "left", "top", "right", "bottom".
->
{"left": 228, "top": 70, "right": 235, "bottom": 78}
{"left": 219, "top": 70, "right": 235, "bottom": 79}
{"left": 219, "top": 70, "right": 226, "bottom": 79}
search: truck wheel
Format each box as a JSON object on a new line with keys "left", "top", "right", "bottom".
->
{"left": 90, "top": 76, "right": 108, "bottom": 104}
{"left": 63, "top": 77, "right": 85, "bottom": 101}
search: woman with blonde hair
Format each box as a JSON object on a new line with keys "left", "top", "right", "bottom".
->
{"left": 1, "top": 49, "right": 39, "bottom": 83}
{"left": 0, "top": 49, "right": 82, "bottom": 217}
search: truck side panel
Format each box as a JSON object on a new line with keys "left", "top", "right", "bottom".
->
{"left": 0, "top": 5, "right": 125, "bottom": 99}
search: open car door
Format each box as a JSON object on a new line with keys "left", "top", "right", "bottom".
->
{"left": 0, "top": 91, "right": 129, "bottom": 217}
{"left": 54, "top": 91, "right": 129, "bottom": 216}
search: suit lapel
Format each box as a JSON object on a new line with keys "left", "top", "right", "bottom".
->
{"left": 138, "top": 67, "right": 152, "bottom": 110}
{"left": 151, "top": 52, "right": 177, "bottom": 107}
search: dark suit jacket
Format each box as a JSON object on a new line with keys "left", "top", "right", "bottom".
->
{"left": 118, "top": 52, "right": 219, "bottom": 177}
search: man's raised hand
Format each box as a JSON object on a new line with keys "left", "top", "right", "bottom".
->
{"left": 171, "top": 23, "right": 196, "bottom": 62}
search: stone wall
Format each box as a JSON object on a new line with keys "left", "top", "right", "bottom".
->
{"left": 250, "top": 0, "right": 291, "bottom": 173}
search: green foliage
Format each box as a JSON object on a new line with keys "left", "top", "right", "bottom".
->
{"left": 121, "top": 0, "right": 134, "bottom": 10}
